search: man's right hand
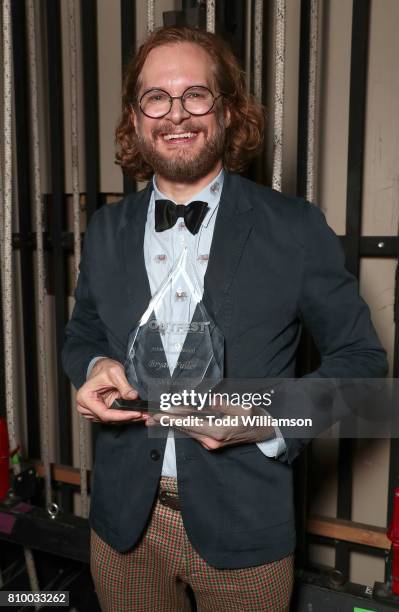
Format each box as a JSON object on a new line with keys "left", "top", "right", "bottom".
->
{"left": 76, "top": 358, "right": 146, "bottom": 424}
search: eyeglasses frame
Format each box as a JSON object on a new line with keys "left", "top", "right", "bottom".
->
{"left": 138, "top": 85, "right": 224, "bottom": 119}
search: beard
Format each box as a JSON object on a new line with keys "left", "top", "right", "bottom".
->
{"left": 136, "top": 112, "right": 227, "bottom": 182}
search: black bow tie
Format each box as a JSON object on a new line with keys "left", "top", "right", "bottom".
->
{"left": 155, "top": 199, "right": 209, "bottom": 235}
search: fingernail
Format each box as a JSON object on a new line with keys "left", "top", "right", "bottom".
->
{"left": 128, "top": 389, "right": 138, "bottom": 398}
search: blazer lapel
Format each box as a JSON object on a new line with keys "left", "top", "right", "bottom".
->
{"left": 203, "top": 173, "right": 254, "bottom": 326}
{"left": 118, "top": 182, "right": 153, "bottom": 323}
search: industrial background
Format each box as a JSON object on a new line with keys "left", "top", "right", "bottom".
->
{"left": 0, "top": 0, "right": 398, "bottom": 610}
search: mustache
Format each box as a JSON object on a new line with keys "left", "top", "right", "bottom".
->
{"left": 152, "top": 124, "right": 207, "bottom": 138}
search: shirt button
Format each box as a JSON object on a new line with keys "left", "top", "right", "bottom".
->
{"left": 155, "top": 254, "right": 167, "bottom": 263}
{"left": 175, "top": 290, "right": 187, "bottom": 301}
{"left": 150, "top": 449, "right": 161, "bottom": 461}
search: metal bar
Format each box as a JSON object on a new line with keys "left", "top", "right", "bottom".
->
{"left": 147, "top": 0, "right": 155, "bottom": 33}
{"left": 296, "top": 0, "right": 310, "bottom": 199}
{"left": 305, "top": 0, "right": 319, "bottom": 204}
{"left": 245, "top": 0, "right": 252, "bottom": 91}
{"left": 294, "top": 449, "right": 310, "bottom": 568}
{"left": 294, "top": 331, "right": 319, "bottom": 570}
{"left": 68, "top": 0, "right": 89, "bottom": 520}
{"left": 387, "top": 173, "right": 399, "bottom": 580}
{"left": 253, "top": 0, "right": 263, "bottom": 103}
{"left": 206, "top": 0, "right": 216, "bottom": 33}
{"left": 338, "top": 234, "right": 398, "bottom": 258}
{"left": 359, "top": 236, "right": 399, "bottom": 257}
{"left": 80, "top": 0, "right": 101, "bottom": 222}
{"left": 345, "top": 0, "right": 370, "bottom": 279}
{"left": 121, "top": 0, "right": 135, "bottom": 75}
{"left": 215, "top": 1, "right": 246, "bottom": 68}
{"left": 182, "top": 0, "right": 197, "bottom": 9}
{"left": 335, "top": 451, "right": 352, "bottom": 577}
{"left": 26, "top": 0, "right": 53, "bottom": 512}
{"left": 2, "top": 2, "right": 41, "bottom": 594}
{"left": 297, "top": 0, "right": 320, "bottom": 203}
{"left": 271, "top": 0, "right": 286, "bottom": 191}
{"left": 11, "top": 0, "right": 40, "bottom": 459}
{"left": 2, "top": 0, "right": 19, "bottom": 469}
{"left": 0, "top": 0, "right": 4, "bottom": 421}
{"left": 45, "top": 0, "right": 72, "bottom": 514}
{"left": 295, "top": 0, "right": 319, "bottom": 571}
{"left": 335, "top": 0, "right": 371, "bottom": 577}
{"left": 308, "top": 534, "right": 388, "bottom": 559}
{"left": 121, "top": 0, "right": 136, "bottom": 196}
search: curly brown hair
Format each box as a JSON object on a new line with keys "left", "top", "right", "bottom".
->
{"left": 115, "top": 26, "right": 265, "bottom": 181}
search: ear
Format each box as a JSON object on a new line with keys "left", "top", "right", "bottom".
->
{"left": 130, "top": 106, "right": 138, "bottom": 132}
{"left": 224, "top": 105, "right": 231, "bottom": 128}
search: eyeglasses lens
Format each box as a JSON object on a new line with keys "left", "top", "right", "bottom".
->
{"left": 140, "top": 86, "right": 214, "bottom": 118}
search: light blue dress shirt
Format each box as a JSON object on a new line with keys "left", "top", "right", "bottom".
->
{"left": 88, "top": 168, "right": 286, "bottom": 476}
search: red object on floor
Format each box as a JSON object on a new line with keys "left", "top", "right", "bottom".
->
{"left": 387, "top": 487, "right": 399, "bottom": 595}
{"left": 0, "top": 417, "right": 10, "bottom": 501}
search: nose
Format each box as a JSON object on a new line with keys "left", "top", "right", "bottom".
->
{"left": 165, "top": 96, "right": 191, "bottom": 123}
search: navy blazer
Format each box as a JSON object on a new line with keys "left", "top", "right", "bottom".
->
{"left": 62, "top": 172, "right": 388, "bottom": 568}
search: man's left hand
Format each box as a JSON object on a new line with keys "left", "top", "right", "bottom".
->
{"left": 144, "top": 401, "right": 276, "bottom": 450}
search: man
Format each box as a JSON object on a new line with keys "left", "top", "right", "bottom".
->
{"left": 62, "top": 26, "right": 388, "bottom": 612}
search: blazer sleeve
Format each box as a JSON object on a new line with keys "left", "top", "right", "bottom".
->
{"left": 276, "top": 201, "right": 389, "bottom": 464}
{"left": 62, "top": 213, "right": 113, "bottom": 390}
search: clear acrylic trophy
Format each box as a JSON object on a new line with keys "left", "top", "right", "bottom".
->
{"left": 124, "top": 248, "right": 224, "bottom": 402}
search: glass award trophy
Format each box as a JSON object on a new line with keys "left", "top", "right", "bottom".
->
{"left": 124, "top": 248, "right": 224, "bottom": 403}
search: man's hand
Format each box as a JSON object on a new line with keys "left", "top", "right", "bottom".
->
{"left": 146, "top": 401, "right": 276, "bottom": 450}
{"left": 76, "top": 358, "right": 146, "bottom": 424}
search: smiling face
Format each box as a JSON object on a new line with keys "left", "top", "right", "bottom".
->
{"left": 132, "top": 42, "right": 230, "bottom": 183}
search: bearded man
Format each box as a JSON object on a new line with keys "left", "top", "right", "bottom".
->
{"left": 62, "top": 26, "right": 387, "bottom": 612}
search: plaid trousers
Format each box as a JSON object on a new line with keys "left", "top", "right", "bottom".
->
{"left": 90, "top": 476, "right": 294, "bottom": 612}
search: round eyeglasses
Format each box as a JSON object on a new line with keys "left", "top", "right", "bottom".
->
{"left": 138, "top": 85, "right": 223, "bottom": 119}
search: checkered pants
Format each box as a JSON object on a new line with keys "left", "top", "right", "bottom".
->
{"left": 90, "top": 477, "right": 294, "bottom": 612}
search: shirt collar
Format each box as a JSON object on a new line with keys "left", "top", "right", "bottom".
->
{"left": 150, "top": 168, "right": 224, "bottom": 228}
